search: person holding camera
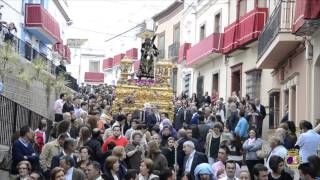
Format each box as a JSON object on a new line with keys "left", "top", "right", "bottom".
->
{"left": 125, "top": 131, "right": 146, "bottom": 170}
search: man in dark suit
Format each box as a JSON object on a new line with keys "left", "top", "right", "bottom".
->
{"left": 182, "top": 141, "right": 208, "bottom": 178}
{"left": 51, "top": 138, "right": 78, "bottom": 170}
{"left": 176, "top": 129, "right": 189, "bottom": 178}
{"left": 255, "top": 98, "right": 266, "bottom": 137}
{"left": 174, "top": 100, "right": 185, "bottom": 129}
{"left": 143, "top": 103, "right": 157, "bottom": 131}
{"left": 11, "top": 126, "right": 39, "bottom": 174}
{"left": 60, "top": 156, "right": 85, "bottom": 180}
{"left": 202, "top": 91, "right": 211, "bottom": 106}
{"left": 190, "top": 106, "right": 199, "bottom": 125}
{"left": 56, "top": 60, "right": 66, "bottom": 76}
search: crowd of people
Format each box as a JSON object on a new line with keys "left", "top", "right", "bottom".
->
{"left": 9, "top": 85, "right": 320, "bottom": 180}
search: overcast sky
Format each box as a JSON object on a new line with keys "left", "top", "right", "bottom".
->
{"left": 66, "top": 0, "right": 175, "bottom": 56}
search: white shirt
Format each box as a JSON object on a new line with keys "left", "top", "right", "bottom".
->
{"left": 296, "top": 129, "right": 320, "bottom": 162}
{"left": 54, "top": 99, "right": 64, "bottom": 114}
{"left": 256, "top": 105, "right": 261, "bottom": 112}
{"left": 266, "top": 145, "right": 287, "bottom": 172}
{"left": 185, "top": 150, "right": 196, "bottom": 172}
{"left": 65, "top": 167, "right": 74, "bottom": 180}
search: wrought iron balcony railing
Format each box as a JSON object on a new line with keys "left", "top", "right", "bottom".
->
{"left": 257, "top": 0, "right": 295, "bottom": 61}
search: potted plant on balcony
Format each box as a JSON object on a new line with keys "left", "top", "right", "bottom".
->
{"left": 17, "top": 67, "right": 32, "bottom": 88}
{"left": 54, "top": 74, "right": 71, "bottom": 97}
{"left": 0, "top": 42, "right": 19, "bottom": 85}
{"left": 32, "top": 57, "right": 47, "bottom": 81}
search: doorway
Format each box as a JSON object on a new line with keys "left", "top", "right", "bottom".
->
{"left": 291, "top": 86, "right": 296, "bottom": 123}
{"left": 231, "top": 64, "right": 242, "bottom": 96}
{"left": 212, "top": 73, "right": 219, "bottom": 95}
{"left": 197, "top": 76, "right": 204, "bottom": 97}
{"left": 269, "top": 91, "right": 280, "bottom": 128}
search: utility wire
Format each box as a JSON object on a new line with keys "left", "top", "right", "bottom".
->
{"left": 104, "top": 23, "right": 144, "bottom": 42}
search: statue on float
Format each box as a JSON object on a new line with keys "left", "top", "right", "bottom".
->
{"left": 138, "top": 35, "right": 158, "bottom": 80}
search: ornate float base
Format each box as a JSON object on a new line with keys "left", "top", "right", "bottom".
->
{"left": 112, "top": 82, "right": 174, "bottom": 120}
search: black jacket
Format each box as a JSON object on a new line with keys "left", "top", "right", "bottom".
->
{"left": 51, "top": 152, "right": 77, "bottom": 170}
{"left": 258, "top": 104, "right": 266, "bottom": 120}
{"left": 174, "top": 107, "right": 185, "bottom": 129}
{"left": 183, "top": 152, "right": 208, "bottom": 177}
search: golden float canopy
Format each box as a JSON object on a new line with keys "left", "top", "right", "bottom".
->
{"left": 112, "top": 57, "right": 175, "bottom": 120}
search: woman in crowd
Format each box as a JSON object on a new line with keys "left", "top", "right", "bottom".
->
{"left": 78, "top": 126, "right": 91, "bottom": 147}
{"left": 112, "top": 146, "right": 128, "bottom": 180}
{"left": 147, "top": 140, "right": 168, "bottom": 174}
{"left": 284, "top": 121, "right": 297, "bottom": 149}
{"left": 160, "top": 126, "right": 176, "bottom": 148}
{"left": 242, "top": 129, "right": 263, "bottom": 179}
{"left": 78, "top": 146, "right": 91, "bottom": 172}
{"left": 216, "top": 102, "right": 225, "bottom": 123}
{"left": 62, "top": 96, "right": 74, "bottom": 113}
{"left": 246, "top": 103, "right": 262, "bottom": 137}
{"left": 205, "top": 123, "right": 223, "bottom": 165}
{"left": 194, "top": 163, "right": 214, "bottom": 180}
{"left": 103, "top": 155, "right": 120, "bottom": 180}
{"left": 234, "top": 109, "right": 248, "bottom": 140}
{"left": 16, "top": 161, "right": 31, "bottom": 180}
{"left": 161, "top": 137, "right": 176, "bottom": 168}
{"left": 138, "top": 158, "right": 159, "bottom": 180}
{"left": 50, "top": 167, "right": 65, "bottom": 180}
{"left": 268, "top": 155, "right": 293, "bottom": 180}
{"left": 226, "top": 102, "right": 239, "bottom": 132}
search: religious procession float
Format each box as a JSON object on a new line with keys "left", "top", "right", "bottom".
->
{"left": 112, "top": 30, "right": 175, "bottom": 120}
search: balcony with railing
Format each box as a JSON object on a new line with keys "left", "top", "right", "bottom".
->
{"left": 125, "top": 48, "right": 138, "bottom": 59}
{"left": 168, "top": 42, "right": 180, "bottom": 61}
{"left": 25, "top": 4, "right": 61, "bottom": 44}
{"left": 186, "top": 33, "right": 223, "bottom": 66}
{"left": 113, "top": 53, "right": 125, "bottom": 66}
{"left": 178, "top": 43, "right": 191, "bottom": 64}
{"left": 222, "top": 8, "right": 268, "bottom": 54}
{"left": 84, "top": 72, "right": 104, "bottom": 83}
{"left": 257, "top": 0, "right": 302, "bottom": 68}
{"left": 0, "top": 25, "right": 78, "bottom": 92}
{"left": 103, "top": 58, "right": 113, "bottom": 70}
{"left": 293, "top": 0, "right": 320, "bottom": 36}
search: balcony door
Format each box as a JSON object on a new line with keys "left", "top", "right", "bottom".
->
{"left": 212, "top": 73, "right": 219, "bottom": 94}
{"left": 158, "top": 32, "right": 165, "bottom": 60}
{"left": 269, "top": 91, "right": 280, "bottom": 129}
{"left": 197, "top": 76, "right": 204, "bottom": 97}
{"left": 214, "top": 12, "right": 221, "bottom": 33}
{"left": 173, "top": 23, "right": 180, "bottom": 44}
{"left": 231, "top": 63, "right": 242, "bottom": 97}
